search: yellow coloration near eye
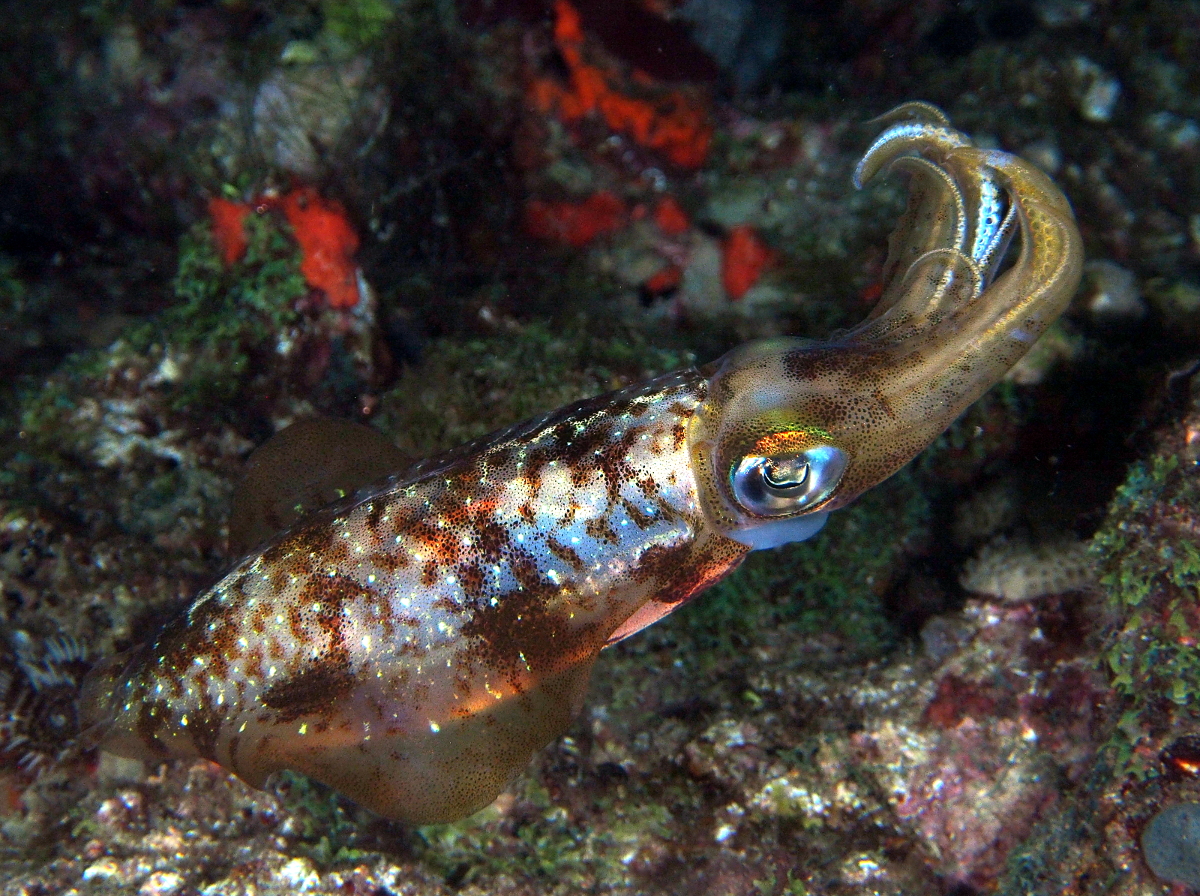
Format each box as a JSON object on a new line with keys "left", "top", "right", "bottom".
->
{"left": 750, "top": 429, "right": 834, "bottom": 457}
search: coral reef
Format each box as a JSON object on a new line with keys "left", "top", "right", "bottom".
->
{"left": 1, "top": 0, "right": 1200, "bottom": 893}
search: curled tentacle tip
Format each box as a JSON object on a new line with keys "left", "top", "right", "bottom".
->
{"left": 853, "top": 119, "right": 970, "bottom": 190}
{"left": 864, "top": 100, "right": 953, "bottom": 130}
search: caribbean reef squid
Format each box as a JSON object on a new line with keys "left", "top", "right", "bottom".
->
{"left": 80, "top": 104, "right": 1083, "bottom": 824}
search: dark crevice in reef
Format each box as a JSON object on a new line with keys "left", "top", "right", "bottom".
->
{"left": 885, "top": 314, "right": 1167, "bottom": 638}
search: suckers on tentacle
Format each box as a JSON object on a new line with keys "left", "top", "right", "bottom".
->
{"left": 80, "top": 104, "right": 1083, "bottom": 824}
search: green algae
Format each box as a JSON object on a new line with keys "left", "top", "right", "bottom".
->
{"left": 374, "top": 316, "right": 693, "bottom": 457}
{"left": 668, "top": 467, "right": 930, "bottom": 665}
{"left": 270, "top": 771, "right": 377, "bottom": 868}
{"left": 410, "top": 777, "right": 675, "bottom": 891}
{"left": 321, "top": 0, "right": 396, "bottom": 51}
{"left": 173, "top": 210, "right": 306, "bottom": 336}
{"left": 753, "top": 870, "right": 811, "bottom": 896}
{"left": 154, "top": 211, "right": 307, "bottom": 412}
{"left": 1094, "top": 449, "right": 1200, "bottom": 773}
{"left": 6, "top": 206, "right": 304, "bottom": 560}
{"left": 998, "top": 791, "right": 1123, "bottom": 896}
{"left": 18, "top": 208, "right": 305, "bottom": 458}
{"left": 0, "top": 255, "right": 24, "bottom": 311}
{"left": 996, "top": 415, "right": 1200, "bottom": 895}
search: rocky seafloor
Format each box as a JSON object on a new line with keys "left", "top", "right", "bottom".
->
{"left": 2, "top": 1, "right": 1200, "bottom": 893}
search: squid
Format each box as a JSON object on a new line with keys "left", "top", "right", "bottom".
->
{"left": 80, "top": 104, "right": 1083, "bottom": 824}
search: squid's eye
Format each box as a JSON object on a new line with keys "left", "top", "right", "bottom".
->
{"left": 730, "top": 445, "right": 849, "bottom": 517}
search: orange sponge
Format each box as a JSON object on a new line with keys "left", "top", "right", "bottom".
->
{"left": 207, "top": 188, "right": 362, "bottom": 310}
{"left": 721, "top": 225, "right": 777, "bottom": 300}
{"left": 530, "top": 0, "right": 712, "bottom": 169}
{"left": 279, "top": 188, "right": 361, "bottom": 310}
{"left": 208, "top": 197, "right": 251, "bottom": 266}
{"left": 524, "top": 191, "right": 627, "bottom": 247}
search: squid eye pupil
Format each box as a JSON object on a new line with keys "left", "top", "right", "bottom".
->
{"left": 763, "top": 458, "right": 809, "bottom": 490}
{"left": 729, "top": 444, "right": 849, "bottom": 518}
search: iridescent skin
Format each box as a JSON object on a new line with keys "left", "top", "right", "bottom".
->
{"left": 80, "top": 106, "right": 1083, "bottom": 824}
